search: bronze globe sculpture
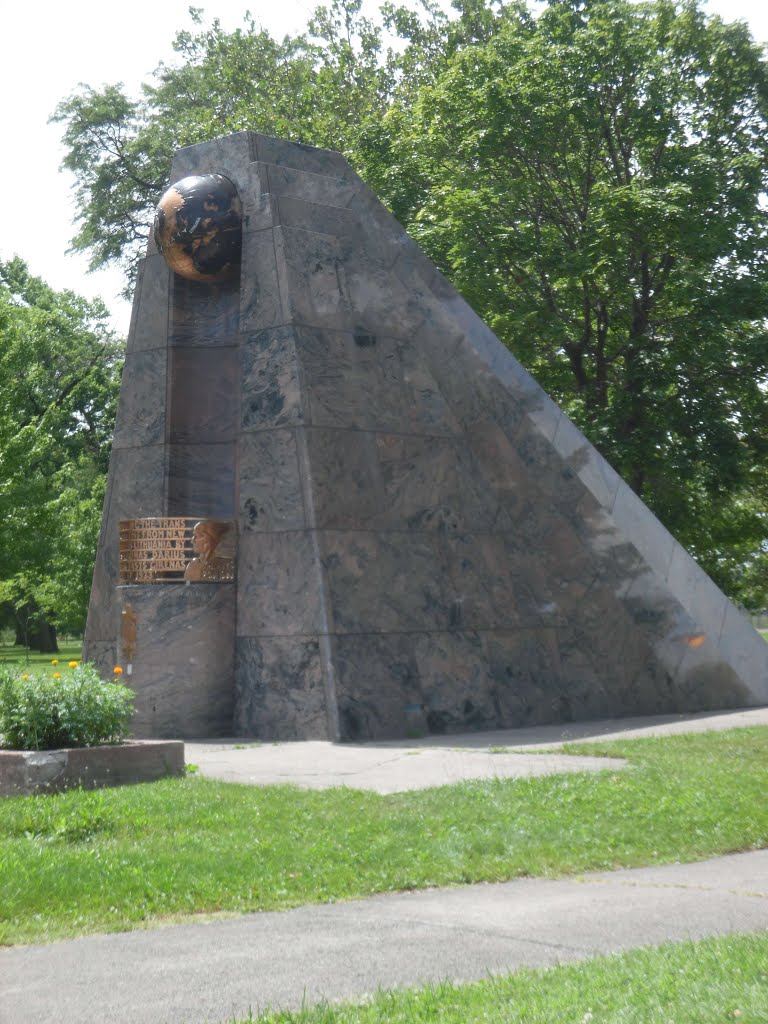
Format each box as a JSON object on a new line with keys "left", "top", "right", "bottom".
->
{"left": 154, "top": 174, "right": 242, "bottom": 282}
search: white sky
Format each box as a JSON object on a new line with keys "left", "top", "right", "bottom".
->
{"left": 1, "top": 0, "right": 767, "bottom": 336}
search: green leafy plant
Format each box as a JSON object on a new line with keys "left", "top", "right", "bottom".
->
{"left": 0, "top": 662, "right": 134, "bottom": 750}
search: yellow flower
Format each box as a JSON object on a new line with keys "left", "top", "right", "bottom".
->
{"left": 52, "top": 672, "right": 61, "bottom": 679}
{"left": 50, "top": 659, "right": 59, "bottom": 665}
{"left": 113, "top": 666, "right": 123, "bottom": 675}
{"left": 20, "top": 674, "right": 28, "bottom": 680}
{"left": 68, "top": 661, "right": 78, "bottom": 668}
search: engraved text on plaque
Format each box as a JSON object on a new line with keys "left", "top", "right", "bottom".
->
{"left": 119, "top": 518, "right": 236, "bottom": 583}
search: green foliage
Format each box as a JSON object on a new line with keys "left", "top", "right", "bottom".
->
{"left": 0, "top": 258, "right": 122, "bottom": 633}
{"left": 393, "top": 0, "right": 768, "bottom": 596}
{"left": 51, "top": 0, "right": 399, "bottom": 289}
{"left": 1, "top": 727, "right": 766, "bottom": 944}
{"left": 0, "top": 662, "right": 134, "bottom": 750}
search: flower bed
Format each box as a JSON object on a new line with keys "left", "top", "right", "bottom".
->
{"left": 0, "top": 659, "right": 183, "bottom": 796}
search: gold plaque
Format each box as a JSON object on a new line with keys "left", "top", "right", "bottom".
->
{"left": 119, "top": 518, "right": 236, "bottom": 584}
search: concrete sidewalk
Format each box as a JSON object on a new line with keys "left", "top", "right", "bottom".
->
{"left": 186, "top": 706, "right": 768, "bottom": 793}
{"left": 2, "top": 851, "right": 767, "bottom": 1024}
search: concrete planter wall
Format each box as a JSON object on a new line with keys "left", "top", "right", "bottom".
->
{"left": 0, "top": 740, "right": 185, "bottom": 797}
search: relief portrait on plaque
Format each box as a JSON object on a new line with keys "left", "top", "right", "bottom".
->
{"left": 184, "top": 520, "right": 235, "bottom": 582}
{"left": 119, "top": 518, "right": 235, "bottom": 583}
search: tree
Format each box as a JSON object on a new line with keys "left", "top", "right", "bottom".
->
{"left": 389, "top": 0, "right": 768, "bottom": 595}
{"left": 51, "top": 0, "right": 768, "bottom": 605}
{"left": 51, "top": 0, "right": 397, "bottom": 290}
{"left": 0, "top": 258, "right": 122, "bottom": 647}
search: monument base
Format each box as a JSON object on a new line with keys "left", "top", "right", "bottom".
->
{"left": 117, "top": 585, "right": 235, "bottom": 738}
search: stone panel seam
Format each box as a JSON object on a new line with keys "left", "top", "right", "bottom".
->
{"left": 239, "top": 423, "right": 461, "bottom": 440}
{"left": 293, "top": 424, "right": 341, "bottom": 740}
{"left": 290, "top": 320, "right": 454, "bottom": 347}
{"left": 270, "top": 226, "right": 291, "bottom": 326}
{"left": 235, "top": 628, "right": 563, "bottom": 639}
{"left": 242, "top": 526, "right": 594, "bottom": 540}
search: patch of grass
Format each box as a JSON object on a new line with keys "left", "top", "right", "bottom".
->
{"left": 237, "top": 931, "right": 768, "bottom": 1023}
{"left": 0, "top": 642, "right": 83, "bottom": 674}
{"left": 1, "top": 727, "right": 766, "bottom": 945}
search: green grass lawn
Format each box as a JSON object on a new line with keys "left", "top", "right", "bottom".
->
{"left": 1, "top": 726, "right": 766, "bottom": 946}
{"left": 0, "top": 641, "right": 84, "bottom": 674}
{"left": 237, "top": 931, "right": 768, "bottom": 1024}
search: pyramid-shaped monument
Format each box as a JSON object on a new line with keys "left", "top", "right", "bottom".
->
{"left": 84, "top": 131, "right": 768, "bottom": 740}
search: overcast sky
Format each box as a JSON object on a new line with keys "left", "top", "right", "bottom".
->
{"left": 2, "top": 0, "right": 767, "bottom": 336}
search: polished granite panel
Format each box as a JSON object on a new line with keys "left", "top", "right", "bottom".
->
{"left": 254, "top": 134, "right": 352, "bottom": 178}
{"left": 119, "top": 584, "right": 235, "bottom": 738}
{"left": 235, "top": 636, "right": 328, "bottom": 739}
{"left": 83, "top": 445, "right": 167, "bottom": 651}
{"left": 276, "top": 195, "right": 357, "bottom": 236}
{"left": 265, "top": 163, "right": 357, "bottom": 208}
{"left": 128, "top": 255, "right": 170, "bottom": 354}
{"left": 167, "top": 443, "right": 235, "bottom": 519}
{"left": 295, "top": 326, "right": 460, "bottom": 435}
{"left": 239, "top": 429, "right": 306, "bottom": 533}
{"left": 240, "top": 228, "right": 287, "bottom": 332}
{"left": 237, "top": 530, "right": 325, "bottom": 637}
{"left": 241, "top": 326, "right": 305, "bottom": 430}
{"left": 169, "top": 347, "right": 238, "bottom": 444}
{"left": 111, "top": 349, "right": 166, "bottom": 450}
{"left": 170, "top": 275, "right": 240, "bottom": 345}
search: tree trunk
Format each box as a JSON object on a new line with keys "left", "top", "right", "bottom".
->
{"left": 14, "top": 606, "right": 59, "bottom": 653}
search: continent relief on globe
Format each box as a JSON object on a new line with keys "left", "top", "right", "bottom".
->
{"left": 154, "top": 174, "right": 243, "bottom": 283}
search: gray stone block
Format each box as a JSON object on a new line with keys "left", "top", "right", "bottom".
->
{"left": 128, "top": 255, "right": 170, "bottom": 354}
{"left": 237, "top": 530, "right": 325, "bottom": 637}
{"left": 167, "top": 443, "right": 235, "bottom": 519}
{"left": 169, "top": 347, "right": 238, "bottom": 444}
{"left": 276, "top": 195, "right": 357, "bottom": 236}
{"left": 112, "top": 349, "right": 167, "bottom": 450}
{"left": 240, "top": 228, "right": 288, "bottom": 332}
{"left": 239, "top": 429, "right": 306, "bottom": 533}
{"left": 235, "top": 636, "right": 329, "bottom": 739}
{"left": 121, "top": 584, "right": 235, "bottom": 738}
{"left": 254, "top": 134, "right": 352, "bottom": 178}
{"left": 241, "top": 326, "right": 305, "bottom": 430}
{"left": 266, "top": 163, "right": 358, "bottom": 208}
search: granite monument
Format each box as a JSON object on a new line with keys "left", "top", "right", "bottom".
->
{"left": 83, "top": 131, "right": 768, "bottom": 740}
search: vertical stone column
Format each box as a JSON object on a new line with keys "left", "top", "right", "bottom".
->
{"left": 83, "top": 249, "right": 171, "bottom": 682}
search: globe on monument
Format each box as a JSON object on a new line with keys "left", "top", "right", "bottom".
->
{"left": 153, "top": 174, "right": 242, "bottom": 283}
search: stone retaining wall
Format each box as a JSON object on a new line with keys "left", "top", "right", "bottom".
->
{"left": 0, "top": 740, "right": 185, "bottom": 796}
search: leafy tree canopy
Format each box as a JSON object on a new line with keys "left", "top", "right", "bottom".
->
{"left": 51, "top": 0, "right": 768, "bottom": 606}
{"left": 0, "top": 258, "right": 122, "bottom": 638}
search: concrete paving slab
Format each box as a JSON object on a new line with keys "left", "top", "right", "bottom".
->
{"left": 2, "top": 850, "right": 766, "bottom": 1024}
{"left": 186, "top": 706, "right": 768, "bottom": 793}
{"left": 186, "top": 742, "right": 626, "bottom": 793}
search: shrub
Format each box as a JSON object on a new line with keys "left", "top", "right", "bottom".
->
{"left": 0, "top": 663, "right": 134, "bottom": 750}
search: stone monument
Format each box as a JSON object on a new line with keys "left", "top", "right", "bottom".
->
{"left": 83, "top": 131, "right": 768, "bottom": 740}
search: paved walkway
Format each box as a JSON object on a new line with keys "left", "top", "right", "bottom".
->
{"left": 186, "top": 706, "right": 768, "bottom": 793}
{"left": 2, "top": 707, "right": 768, "bottom": 1024}
{"left": 3, "top": 852, "right": 767, "bottom": 1024}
